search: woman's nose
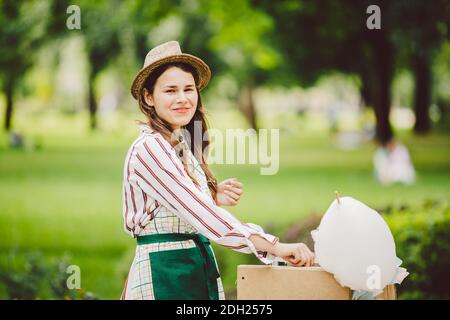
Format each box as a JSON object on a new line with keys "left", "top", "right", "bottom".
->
{"left": 176, "top": 91, "right": 188, "bottom": 103}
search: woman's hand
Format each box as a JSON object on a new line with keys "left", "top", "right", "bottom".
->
{"left": 216, "top": 178, "right": 243, "bottom": 207}
{"left": 274, "top": 242, "right": 315, "bottom": 267}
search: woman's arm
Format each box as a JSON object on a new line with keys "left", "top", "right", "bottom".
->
{"left": 131, "top": 135, "right": 279, "bottom": 264}
{"left": 249, "top": 234, "right": 315, "bottom": 267}
{"left": 132, "top": 135, "right": 316, "bottom": 267}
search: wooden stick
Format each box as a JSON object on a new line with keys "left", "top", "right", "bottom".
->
{"left": 335, "top": 191, "right": 340, "bottom": 204}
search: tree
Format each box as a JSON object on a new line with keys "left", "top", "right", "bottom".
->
{"left": 76, "top": 0, "right": 122, "bottom": 130}
{"left": 0, "top": 0, "right": 68, "bottom": 131}
{"left": 254, "top": 0, "right": 398, "bottom": 143}
{"left": 390, "top": 0, "right": 450, "bottom": 134}
{"left": 199, "top": 0, "right": 282, "bottom": 130}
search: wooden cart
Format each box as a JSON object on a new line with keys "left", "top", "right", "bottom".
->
{"left": 237, "top": 265, "right": 396, "bottom": 300}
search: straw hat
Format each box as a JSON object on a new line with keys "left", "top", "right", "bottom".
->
{"left": 130, "top": 41, "right": 211, "bottom": 100}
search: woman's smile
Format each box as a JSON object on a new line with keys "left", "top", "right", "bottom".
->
{"left": 172, "top": 107, "right": 192, "bottom": 114}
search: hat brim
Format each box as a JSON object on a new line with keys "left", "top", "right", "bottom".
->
{"left": 130, "top": 53, "right": 211, "bottom": 100}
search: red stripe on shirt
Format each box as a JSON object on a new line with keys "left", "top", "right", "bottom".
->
{"left": 134, "top": 169, "right": 177, "bottom": 212}
{"left": 225, "top": 232, "right": 245, "bottom": 237}
{"left": 124, "top": 135, "right": 148, "bottom": 235}
{"left": 155, "top": 136, "right": 203, "bottom": 192}
{"left": 127, "top": 135, "right": 147, "bottom": 180}
{"left": 155, "top": 137, "right": 186, "bottom": 177}
{"left": 148, "top": 201, "right": 159, "bottom": 220}
{"left": 130, "top": 185, "right": 137, "bottom": 214}
{"left": 143, "top": 141, "right": 234, "bottom": 231}
{"left": 135, "top": 156, "right": 222, "bottom": 238}
{"left": 181, "top": 161, "right": 203, "bottom": 191}
{"left": 221, "top": 244, "right": 248, "bottom": 250}
{"left": 123, "top": 188, "right": 133, "bottom": 232}
{"left": 142, "top": 191, "right": 147, "bottom": 214}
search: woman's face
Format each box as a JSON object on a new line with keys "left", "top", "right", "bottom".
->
{"left": 144, "top": 66, "right": 198, "bottom": 130}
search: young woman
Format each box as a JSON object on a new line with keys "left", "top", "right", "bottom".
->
{"left": 121, "top": 41, "right": 314, "bottom": 300}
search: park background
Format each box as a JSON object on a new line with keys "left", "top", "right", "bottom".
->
{"left": 0, "top": 0, "right": 449, "bottom": 299}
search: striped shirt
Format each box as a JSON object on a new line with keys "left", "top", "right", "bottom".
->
{"left": 122, "top": 124, "right": 278, "bottom": 264}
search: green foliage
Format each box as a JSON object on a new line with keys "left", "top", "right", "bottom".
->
{"left": 385, "top": 199, "right": 450, "bottom": 299}
{"left": 0, "top": 251, "right": 100, "bottom": 300}
{"left": 0, "top": 252, "right": 48, "bottom": 300}
{"left": 0, "top": 0, "right": 69, "bottom": 84}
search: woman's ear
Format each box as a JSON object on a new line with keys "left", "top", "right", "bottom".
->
{"left": 143, "top": 89, "right": 154, "bottom": 107}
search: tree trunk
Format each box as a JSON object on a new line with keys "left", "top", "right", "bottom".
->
{"left": 238, "top": 82, "right": 258, "bottom": 131}
{"left": 360, "top": 72, "right": 374, "bottom": 109}
{"left": 369, "top": 30, "right": 394, "bottom": 145}
{"left": 413, "top": 53, "right": 431, "bottom": 134}
{"left": 88, "top": 73, "right": 97, "bottom": 130}
{"left": 4, "top": 80, "right": 14, "bottom": 132}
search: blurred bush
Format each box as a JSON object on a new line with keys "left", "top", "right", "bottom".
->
{"left": 0, "top": 251, "right": 100, "bottom": 300}
{"left": 278, "top": 199, "right": 450, "bottom": 299}
{"left": 385, "top": 199, "right": 450, "bottom": 300}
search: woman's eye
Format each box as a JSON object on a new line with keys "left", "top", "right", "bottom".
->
{"left": 185, "top": 88, "right": 193, "bottom": 92}
{"left": 166, "top": 90, "right": 175, "bottom": 93}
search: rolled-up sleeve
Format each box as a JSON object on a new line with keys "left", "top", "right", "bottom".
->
{"left": 129, "top": 135, "right": 278, "bottom": 264}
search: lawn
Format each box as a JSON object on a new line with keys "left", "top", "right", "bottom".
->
{"left": 1, "top": 110, "right": 449, "bottom": 299}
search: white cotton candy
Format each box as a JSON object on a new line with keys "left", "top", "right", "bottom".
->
{"left": 311, "top": 196, "right": 407, "bottom": 292}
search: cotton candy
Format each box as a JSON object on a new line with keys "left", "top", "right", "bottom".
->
{"left": 311, "top": 196, "right": 408, "bottom": 292}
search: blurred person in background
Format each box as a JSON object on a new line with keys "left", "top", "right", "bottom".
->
{"left": 373, "top": 138, "right": 416, "bottom": 185}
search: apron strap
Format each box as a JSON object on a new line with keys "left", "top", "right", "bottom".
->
{"left": 137, "top": 233, "right": 210, "bottom": 245}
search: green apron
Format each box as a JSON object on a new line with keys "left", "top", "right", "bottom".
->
{"left": 137, "top": 233, "right": 220, "bottom": 300}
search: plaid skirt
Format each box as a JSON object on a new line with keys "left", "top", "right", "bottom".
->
{"left": 121, "top": 233, "right": 225, "bottom": 300}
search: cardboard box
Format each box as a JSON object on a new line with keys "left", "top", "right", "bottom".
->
{"left": 237, "top": 265, "right": 396, "bottom": 300}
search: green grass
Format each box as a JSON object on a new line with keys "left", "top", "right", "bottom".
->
{"left": 0, "top": 110, "right": 449, "bottom": 299}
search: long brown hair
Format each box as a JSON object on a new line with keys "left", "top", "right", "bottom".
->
{"left": 137, "top": 62, "right": 218, "bottom": 200}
